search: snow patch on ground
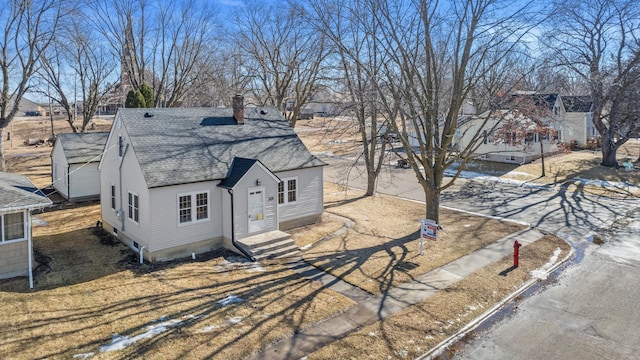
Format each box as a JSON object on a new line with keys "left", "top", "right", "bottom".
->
{"left": 72, "top": 353, "right": 94, "bottom": 359}
{"left": 31, "top": 216, "right": 49, "bottom": 226}
{"left": 195, "top": 325, "right": 220, "bottom": 333}
{"left": 218, "top": 294, "right": 243, "bottom": 306}
{"left": 99, "top": 319, "right": 183, "bottom": 352}
{"left": 574, "top": 177, "right": 640, "bottom": 192}
{"left": 530, "top": 247, "right": 562, "bottom": 280}
{"left": 212, "top": 256, "right": 265, "bottom": 273}
{"left": 597, "top": 225, "right": 640, "bottom": 265}
{"left": 227, "top": 316, "right": 243, "bottom": 324}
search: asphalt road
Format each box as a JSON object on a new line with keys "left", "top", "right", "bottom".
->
{"left": 321, "top": 155, "right": 640, "bottom": 360}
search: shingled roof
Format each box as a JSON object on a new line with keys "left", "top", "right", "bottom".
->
{"left": 117, "top": 107, "right": 325, "bottom": 188}
{"left": 57, "top": 132, "right": 109, "bottom": 164}
{"left": 561, "top": 95, "right": 592, "bottom": 113}
{"left": 0, "top": 172, "right": 51, "bottom": 211}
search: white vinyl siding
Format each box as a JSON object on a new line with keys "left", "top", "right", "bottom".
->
{"left": 99, "top": 118, "right": 150, "bottom": 247}
{"left": 51, "top": 141, "right": 69, "bottom": 199}
{"left": 68, "top": 163, "right": 101, "bottom": 200}
{"left": 0, "top": 211, "right": 26, "bottom": 242}
{"left": 276, "top": 168, "right": 323, "bottom": 223}
{"left": 149, "top": 183, "right": 223, "bottom": 252}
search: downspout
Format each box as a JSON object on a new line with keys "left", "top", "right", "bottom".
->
{"left": 27, "top": 210, "right": 33, "bottom": 289}
{"left": 66, "top": 165, "right": 70, "bottom": 200}
{"left": 227, "top": 188, "right": 255, "bottom": 261}
{"left": 118, "top": 144, "right": 129, "bottom": 232}
{"left": 139, "top": 246, "right": 145, "bottom": 264}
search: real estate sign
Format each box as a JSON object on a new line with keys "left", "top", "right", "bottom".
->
{"left": 419, "top": 219, "right": 437, "bottom": 255}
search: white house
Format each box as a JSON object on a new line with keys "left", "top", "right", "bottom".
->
{"left": 556, "top": 95, "right": 596, "bottom": 148}
{"left": 456, "top": 94, "right": 593, "bottom": 163}
{"left": 51, "top": 132, "right": 109, "bottom": 202}
{"left": 98, "top": 96, "right": 326, "bottom": 262}
{"left": 0, "top": 172, "right": 51, "bottom": 288}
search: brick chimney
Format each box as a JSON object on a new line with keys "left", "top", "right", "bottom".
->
{"left": 232, "top": 95, "right": 244, "bottom": 125}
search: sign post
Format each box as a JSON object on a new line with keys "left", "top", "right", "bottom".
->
{"left": 419, "top": 219, "right": 438, "bottom": 255}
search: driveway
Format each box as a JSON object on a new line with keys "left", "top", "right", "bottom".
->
{"left": 322, "top": 155, "right": 640, "bottom": 359}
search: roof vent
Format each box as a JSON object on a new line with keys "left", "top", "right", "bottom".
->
{"left": 144, "top": 112, "right": 154, "bottom": 118}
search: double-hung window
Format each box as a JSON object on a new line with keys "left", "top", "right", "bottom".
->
{"left": 1, "top": 211, "right": 26, "bottom": 242}
{"left": 178, "top": 191, "right": 209, "bottom": 224}
{"left": 128, "top": 191, "right": 139, "bottom": 223}
{"left": 278, "top": 178, "right": 297, "bottom": 205}
{"left": 110, "top": 184, "right": 116, "bottom": 210}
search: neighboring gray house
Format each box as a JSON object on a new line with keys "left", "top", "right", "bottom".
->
{"left": 0, "top": 172, "right": 51, "bottom": 288}
{"left": 51, "top": 132, "right": 109, "bottom": 202}
{"left": 98, "top": 96, "right": 325, "bottom": 262}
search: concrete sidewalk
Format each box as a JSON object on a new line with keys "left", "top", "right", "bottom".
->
{"left": 249, "top": 227, "right": 544, "bottom": 360}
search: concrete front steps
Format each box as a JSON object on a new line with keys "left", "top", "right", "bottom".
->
{"left": 237, "top": 230, "right": 301, "bottom": 263}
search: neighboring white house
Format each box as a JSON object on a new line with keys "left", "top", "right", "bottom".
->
{"left": 98, "top": 96, "right": 326, "bottom": 262}
{"left": 0, "top": 172, "right": 51, "bottom": 288}
{"left": 51, "top": 132, "right": 109, "bottom": 202}
{"left": 458, "top": 110, "right": 562, "bottom": 164}
{"left": 556, "top": 95, "right": 596, "bottom": 148}
{"left": 455, "top": 94, "right": 593, "bottom": 163}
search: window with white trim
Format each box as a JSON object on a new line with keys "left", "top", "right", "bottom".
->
{"left": 278, "top": 178, "right": 297, "bottom": 204}
{"left": 178, "top": 191, "right": 209, "bottom": 224}
{"left": 110, "top": 184, "right": 116, "bottom": 210}
{"left": 128, "top": 191, "right": 139, "bottom": 223}
{"left": 1, "top": 211, "right": 26, "bottom": 242}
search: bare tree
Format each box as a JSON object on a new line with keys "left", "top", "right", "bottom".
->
{"left": 234, "top": 0, "right": 329, "bottom": 127}
{"left": 91, "top": 0, "right": 149, "bottom": 98}
{"left": 372, "top": 0, "right": 539, "bottom": 223}
{"left": 0, "top": 0, "right": 63, "bottom": 170}
{"left": 309, "top": 0, "right": 397, "bottom": 196}
{"left": 546, "top": 0, "right": 640, "bottom": 167}
{"left": 38, "top": 36, "right": 77, "bottom": 132}
{"left": 150, "top": 0, "right": 218, "bottom": 107}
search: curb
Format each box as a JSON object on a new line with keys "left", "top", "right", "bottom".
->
{"left": 416, "top": 239, "right": 576, "bottom": 360}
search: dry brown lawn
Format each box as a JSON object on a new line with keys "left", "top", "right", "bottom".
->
{"left": 0, "top": 204, "right": 355, "bottom": 359}
{"left": 499, "top": 141, "right": 640, "bottom": 196}
{"left": 288, "top": 213, "right": 346, "bottom": 249}
{"left": 302, "top": 184, "right": 525, "bottom": 295}
{"left": 296, "top": 117, "right": 363, "bottom": 156}
{"left": 307, "top": 235, "right": 571, "bottom": 359}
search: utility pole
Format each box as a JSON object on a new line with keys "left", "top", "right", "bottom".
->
{"left": 48, "top": 82, "right": 54, "bottom": 139}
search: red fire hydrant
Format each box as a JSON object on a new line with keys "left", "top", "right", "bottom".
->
{"left": 514, "top": 240, "right": 522, "bottom": 267}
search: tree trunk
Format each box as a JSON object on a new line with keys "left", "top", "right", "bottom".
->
{"left": 600, "top": 137, "right": 618, "bottom": 167}
{"left": 365, "top": 169, "right": 376, "bottom": 196}
{"left": 539, "top": 140, "right": 546, "bottom": 177}
{"left": 0, "top": 126, "right": 6, "bottom": 172}
{"left": 425, "top": 186, "right": 440, "bottom": 224}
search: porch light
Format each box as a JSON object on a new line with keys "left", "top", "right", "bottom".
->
{"left": 256, "top": 179, "right": 261, "bottom": 186}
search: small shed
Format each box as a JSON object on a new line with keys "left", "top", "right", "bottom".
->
{"left": 51, "top": 132, "right": 109, "bottom": 201}
{"left": 0, "top": 172, "right": 51, "bottom": 288}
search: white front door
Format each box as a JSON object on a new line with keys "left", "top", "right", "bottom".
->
{"left": 248, "top": 187, "right": 266, "bottom": 233}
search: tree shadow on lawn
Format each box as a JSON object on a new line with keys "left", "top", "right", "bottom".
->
{"left": 0, "top": 229, "right": 131, "bottom": 293}
{"left": 303, "top": 229, "right": 422, "bottom": 296}
{"left": 0, "top": 249, "right": 354, "bottom": 360}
